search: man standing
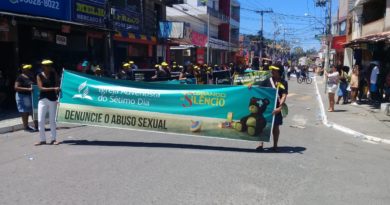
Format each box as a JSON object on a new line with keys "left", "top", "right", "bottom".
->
{"left": 370, "top": 61, "right": 380, "bottom": 103}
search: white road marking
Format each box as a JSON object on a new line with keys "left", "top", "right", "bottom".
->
{"left": 313, "top": 76, "right": 390, "bottom": 145}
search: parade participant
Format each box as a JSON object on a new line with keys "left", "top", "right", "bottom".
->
{"left": 179, "top": 63, "right": 195, "bottom": 80}
{"left": 213, "top": 64, "right": 220, "bottom": 71}
{"left": 350, "top": 64, "right": 360, "bottom": 105}
{"left": 36, "top": 60, "right": 60, "bottom": 145}
{"left": 14, "top": 64, "right": 38, "bottom": 132}
{"left": 129, "top": 61, "right": 138, "bottom": 70}
{"left": 94, "top": 66, "right": 104, "bottom": 77}
{"left": 171, "top": 61, "right": 178, "bottom": 72}
{"left": 325, "top": 65, "right": 339, "bottom": 112}
{"left": 152, "top": 62, "right": 171, "bottom": 80}
{"left": 116, "top": 63, "right": 132, "bottom": 80}
{"left": 251, "top": 65, "right": 288, "bottom": 151}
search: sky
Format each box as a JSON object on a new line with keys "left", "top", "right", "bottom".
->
{"left": 239, "top": 0, "right": 339, "bottom": 51}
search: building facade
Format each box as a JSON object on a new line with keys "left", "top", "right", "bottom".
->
{"left": 165, "top": 0, "right": 240, "bottom": 65}
{"left": 0, "top": 0, "right": 170, "bottom": 110}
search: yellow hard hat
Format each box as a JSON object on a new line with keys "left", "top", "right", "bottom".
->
{"left": 95, "top": 66, "right": 102, "bottom": 71}
{"left": 155, "top": 64, "right": 160, "bottom": 68}
{"left": 123, "top": 63, "right": 130, "bottom": 68}
{"left": 41, "top": 59, "right": 53, "bottom": 65}
{"left": 22, "top": 64, "right": 32, "bottom": 70}
{"left": 161, "top": 62, "right": 168, "bottom": 66}
{"left": 129, "top": 61, "right": 134, "bottom": 64}
{"left": 269, "top": 65, "right": 280, "bottom": 70}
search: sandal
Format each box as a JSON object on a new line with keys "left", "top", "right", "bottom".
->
{"left": 34, "top": 141, "right": 46, "bottom": 146}
{"left": 49, "top": 140, "right": 60, "bottom": 145}
{"left": 255, "top": 145, "right": 263, "bottom": 151}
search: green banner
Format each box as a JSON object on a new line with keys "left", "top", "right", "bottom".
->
{"left": 58, "top": 70, "right": 277, "bottom": 142}
{"left": 233, "top": 71, "right": 271, "bottom": 87}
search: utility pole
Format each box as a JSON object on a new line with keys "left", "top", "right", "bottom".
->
{"left": 255, "top": 9, "right": 273, "bottom": 68}
{"left": 315, "top": 0, "right": 332, "bottom": 71}
{"left": 326, "top": 0, "right": 332, "bottom": 72}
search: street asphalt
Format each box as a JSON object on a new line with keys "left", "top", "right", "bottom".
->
{"left": 1, "top": 76, "right": 390, "bottom": 205}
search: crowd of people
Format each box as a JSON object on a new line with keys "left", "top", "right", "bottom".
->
{"left": 13, "top": 58, "right": 288, "bottom": 151}
{"left": 325, "top": 61, "right": 390, "bottom": 112}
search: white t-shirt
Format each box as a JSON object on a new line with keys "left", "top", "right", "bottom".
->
{"left": 370, "top": 66, "right": 380, "bottom": 84}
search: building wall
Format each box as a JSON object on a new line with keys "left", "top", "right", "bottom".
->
{"left": 385, "top": 0, "right": 390, "bottom": 31}
{"left": 143, "top": 0, "right": 166, "bottom": 36}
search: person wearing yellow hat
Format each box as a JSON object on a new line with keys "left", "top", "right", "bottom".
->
{"left": 179, "top": 63, "right": 196, "bottom": 81}
{"left": 116, "top": 63, "right": 132, "bottom": 80}
{"left": 94, "top": 65, "right": 104, "bottom": 77}
{"left": 36, "top": 59, "right": 60, "bottom": 145}
{"left": 152, "top": 62, "right": 171, "bottom": 80}
{"left": 255, "top": 64, "right": 287, "bottom": 152}
{"left": 14, "top": 64, "right": 38, "bottom": 132}
{"left": 128, "top": 60, "right": 138, "bottom": 70}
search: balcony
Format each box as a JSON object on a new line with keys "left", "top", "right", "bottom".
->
{"left": 362, "top": 18, "right": 384, "bottom": 36}
{"left": 207, "top": 7, "right": 229, "bottom": 23}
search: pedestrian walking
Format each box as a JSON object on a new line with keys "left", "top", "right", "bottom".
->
{"left": 325, "top": 65, "right": 339, "bottom": 112}
{"left": 14, "top": 64, "right": 38, "bottom": 132}
{"left": 35, "top": 60, "right": 60, "bottom": 146}
{"left": 350, "top": 64, "right": 360, "bottom": 105}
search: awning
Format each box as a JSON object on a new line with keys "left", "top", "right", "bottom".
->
{"left": 344, "top": 31, "right": 390, "bottom": 47}
{"left": 114, "top": 32, "right": 157, "bottom": 45}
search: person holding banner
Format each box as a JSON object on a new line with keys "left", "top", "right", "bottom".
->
{"left": 14, "top": 64, "right": 38, "bottom": 132}
{"left": 35, "top": 60, "right": 60, "bottom": 146}
{"left": 252, "top": 65, "right": 288, "bottom": 152}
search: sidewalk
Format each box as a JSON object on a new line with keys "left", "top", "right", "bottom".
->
{"left": 315, "top": 76, "right": 390, "bottom": 141}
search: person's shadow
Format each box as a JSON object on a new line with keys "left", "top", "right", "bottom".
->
{"left": 62, "top": 140, "right": 306, "bottom": 154}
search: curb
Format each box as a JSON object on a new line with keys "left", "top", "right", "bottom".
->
{"left": 0, "top": 123, "right": 25, "bottom": 134}
{"left": 313, "top": 76, "right": 390, "bottom": 145}
{"left": 0, "top": 121, "right": 35, "bottom": 134}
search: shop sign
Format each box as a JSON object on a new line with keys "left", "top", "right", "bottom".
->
{"left": 158, "top": 21, "right": 184, "bottom": 39}
{"left": 0, "top": 0, "right": 71, "bottom": 21}
{"left": 332, "top": 35, "right": 346, "bottom": 51}
{"left": 32, "top": 27, "right": 54, "bottom": 42}
{"left": 112, "top": 7, "right": 141, "bottom": 32}
{"left": 191, "top": 31, "right": 207, "bottom": 47}
{"left": 72, "top": 0, "right": 105, "bottom": 27}
{"left": 196, "top": 48, "right": 205, "bottom": 64}
{"left": 56, "top": 34, "right": 67, "bottom": 45}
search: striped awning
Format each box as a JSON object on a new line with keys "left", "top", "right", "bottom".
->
{"left": 114, "top": 32, "right": 157, "bottom": 45}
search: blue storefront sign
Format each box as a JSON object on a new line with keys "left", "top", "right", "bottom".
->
{"left": 0, "top": 0, "right": 71, "bottom": 21}
{"left": 72, "top": 0, "right": 105, "bottom": 27}
{"left": 112, "top": 7, "right": 141, "bottom": 33}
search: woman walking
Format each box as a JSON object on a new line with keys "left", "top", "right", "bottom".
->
{"left": 325, "top": 65, "right": 339, "bottom": 112}
{"left": 35, "top": 60, "right": 60, "bottom": 146}
{"left": 350, "top": 65, "right": 360, "bottom": 105}
{"left": 14, "top": 64, "right": 38, "bottom": 132}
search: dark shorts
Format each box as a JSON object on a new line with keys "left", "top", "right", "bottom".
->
{"left": 274, "top": 113, "right": 283, "bottom": 126}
